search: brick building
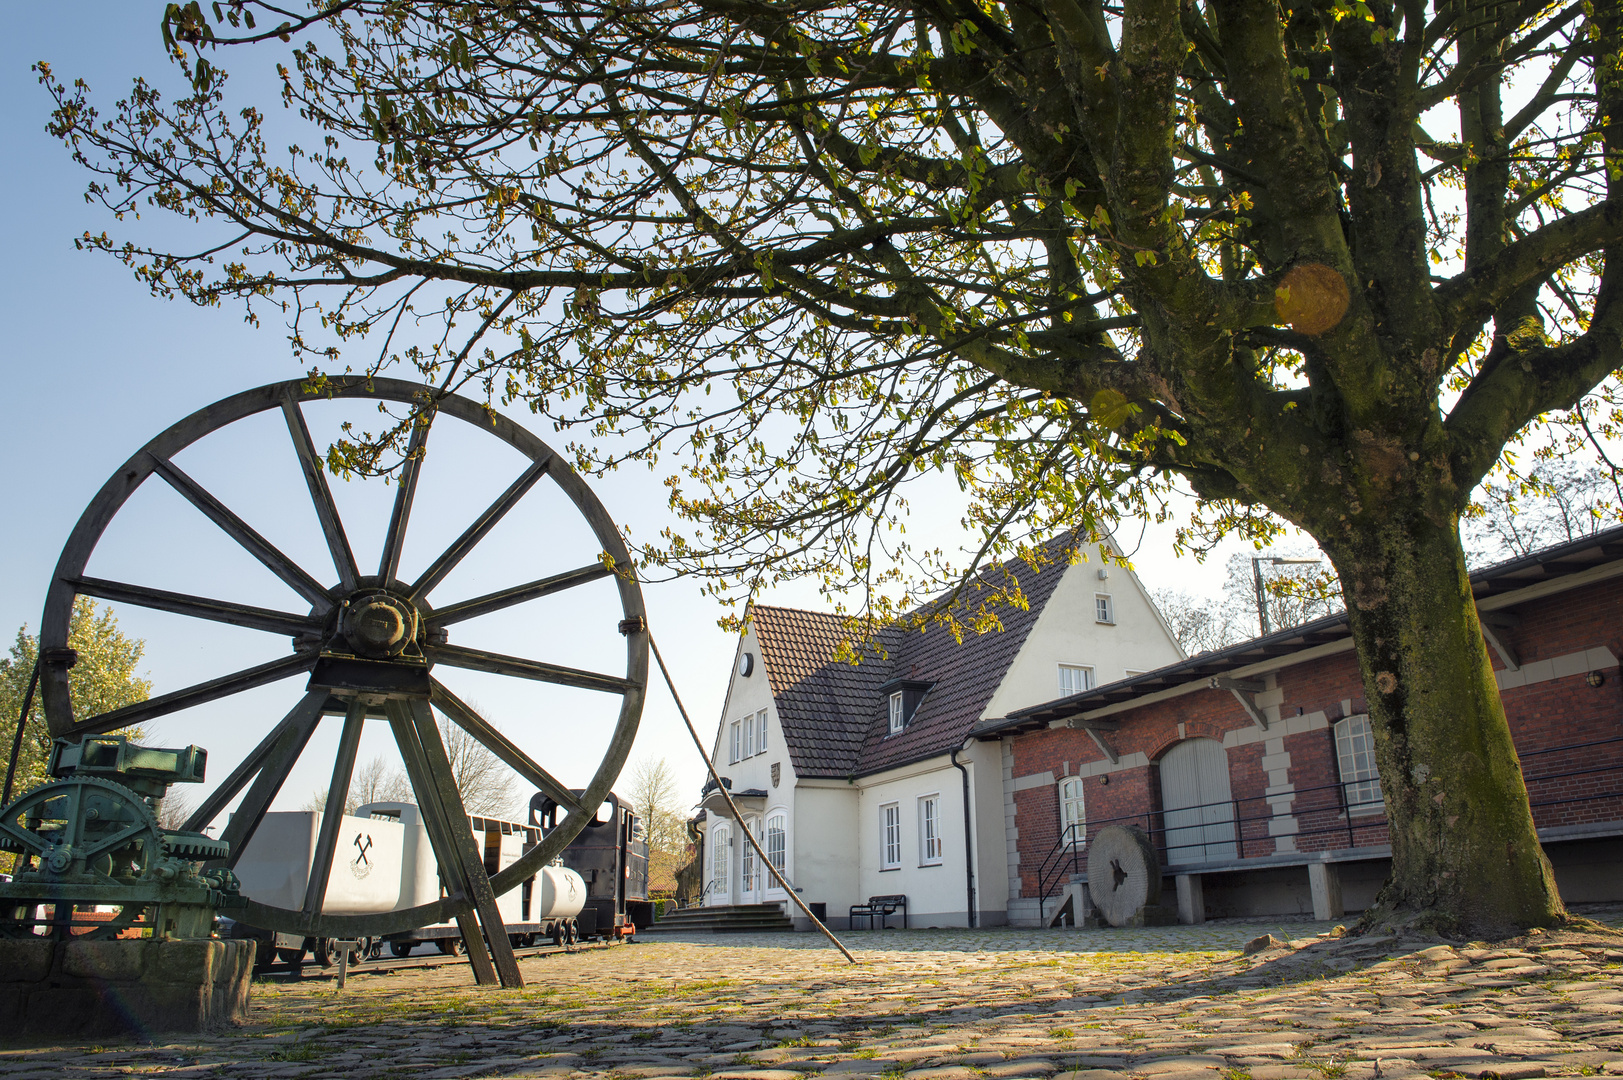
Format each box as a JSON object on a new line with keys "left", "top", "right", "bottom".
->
{"left": 975, "top": 528, "right": 1623, "bottom": 926}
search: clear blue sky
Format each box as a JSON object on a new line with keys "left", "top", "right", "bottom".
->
{"left": 0, "top": 5, "right": 1247, "bottom": 822}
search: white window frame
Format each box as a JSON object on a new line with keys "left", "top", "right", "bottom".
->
{"left": 743, "top": 713, "right": 756, "bottom": 758}
{"left": 1057, "top": 663, "right": 1095, "bottom": 696}
{"left": 741, "top": 818, "right": 759, "bottom": 893}
{"left": 710, "top": 821, "right": 731, "bottom": 897}
{"left": 757, "top": 708, "right": 769, "bottom": 753}
{"left": 1095, "top": 593, "right": 1114, "bottom": 624}
{"left": 880, "top": 802, "right": 902, "bottom": 869}
{"left": 1058, "top": 776, "right": 1086, "bottom": 848}
{"left": 729, "top": 720, "right": 741, "bottom": 764}
{"left": 888, "top": 691, "right": 905, "bottom": 734}
{"left": 766, "top": 811, "right": 787, "bottom": 875}
{"left": 918, "top": 794, "right": 942, "bottom": 865}
{"left": 1334, "top": 714, "right": 1385, "bottom": 817}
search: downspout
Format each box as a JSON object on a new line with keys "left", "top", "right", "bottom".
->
{"left": 950, "top": 745, "right": 977, "bottom": 928}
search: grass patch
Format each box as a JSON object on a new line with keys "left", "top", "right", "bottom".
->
{"left": 265, "top": 1045, "right": 324, "bottom": 1063}
{"left": 1048, "top": 1028, "right": 1075, "bottom": 1039}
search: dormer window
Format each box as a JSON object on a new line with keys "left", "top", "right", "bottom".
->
{"left": 880, "top": 678, "right": 933, "bottom": 735}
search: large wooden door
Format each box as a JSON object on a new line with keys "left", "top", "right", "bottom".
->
{"left": 1159, "top": 738, "right": 1237, "bottom": 864}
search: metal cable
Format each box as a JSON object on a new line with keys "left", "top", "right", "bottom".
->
{"left": 648, "top": 633, "right": 857, "bottom": 964}
{"left": 1, "top": 658, "right": 41, "bottom": 807}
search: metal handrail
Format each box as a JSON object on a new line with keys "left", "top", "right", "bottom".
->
{"left": 1022, "top": 733, "right": 1623, "bottom": 905}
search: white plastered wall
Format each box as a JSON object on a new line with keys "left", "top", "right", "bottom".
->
{"left": 982, "top": 551, "right": 1183, "bottom": 721}
{"left": 851, "top": 759, "right": 974, "bottom": 926}
{"left": 705, "top": 623, "right": 798, "bottom": 906}
{"left": 792, "top": 781, "right": 860, "bottom": 922}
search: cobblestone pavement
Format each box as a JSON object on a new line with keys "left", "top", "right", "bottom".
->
{"left": 5, "top": 914, "right": 1623, "bottom": 1080}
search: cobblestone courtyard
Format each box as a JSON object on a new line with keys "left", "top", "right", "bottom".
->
{"left": 6, "top": 916, "right": 1623, "bottom": 1080}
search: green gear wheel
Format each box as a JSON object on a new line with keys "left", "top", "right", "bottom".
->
{"left": 0, "top": 775, "right": 162, "bottom": 880}
{"left": 161, "top": 831, "right": 231, "bottom": 861}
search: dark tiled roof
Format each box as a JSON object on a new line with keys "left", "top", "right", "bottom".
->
{"left": 973, "top": 523, "right": 1623, "bottom": 737}
{"left": 752, "top": 540, "right": 1078, "bottom": 779}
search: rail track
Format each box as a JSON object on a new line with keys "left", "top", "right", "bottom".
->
{"left": 257, "top": 937, "right": 632, "bottom": 981}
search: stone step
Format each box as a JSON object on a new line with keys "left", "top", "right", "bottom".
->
{"left": 644, "top": 903, "right": 795, "bottom": 934}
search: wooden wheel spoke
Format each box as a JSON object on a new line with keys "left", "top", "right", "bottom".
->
{"left": 185, "top": 696, "right": 317, "bottom": 833}
{"left": 219, "top": 692, "right": 325, "bottom": 869}
{"left": 430, "top": 679, "right": 584, "bottom": 816}
{"left": 149, "top": 453, "right": 333, "bottom": 610}
{"left": 301, "top": 700, "right": 366, "bottom": 920}
{"left": 408, "top": 457, "right": 550, "bottom": 603}
{"left": 429, "top": 562, "right": 612, "bottom": 626}
{"left": 282, "top": 396, "right": 360, "bottom": 592}
{"left": 426, "top": 643, "right": 632, "bottom": 694}
{"left": 70, "top": 576, "right": 319, "bottom": 637}
{"left": 72, "top": 654, "right": 315, "bottom": 737}
{"left": 378, "top": 419, "right": 429, "bottom": 584}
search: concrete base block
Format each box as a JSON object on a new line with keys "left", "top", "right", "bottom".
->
{"left": 1126, "top": 903, "right": 1180, "bottom": 927}
{"left": 0, "top": 938, "right": 254, "bottom": 1037}
{"left": 1176, "top": 874, "right": 1206, "bottom": 925}
{"left": 1308, "top": 862, "right": 1344, "bottom": 921}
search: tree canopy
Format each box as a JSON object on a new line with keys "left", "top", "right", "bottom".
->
{"left": 42, "top": 0, "right": 1623, "bottom": 934}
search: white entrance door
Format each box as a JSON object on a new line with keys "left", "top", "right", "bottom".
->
{"left": 1159, "top": 738, "right": 1237, "bottom": 864}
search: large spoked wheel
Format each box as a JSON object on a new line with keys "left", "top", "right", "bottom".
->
{"left": 37, "top": 378, "right": 648, "bottom": 986}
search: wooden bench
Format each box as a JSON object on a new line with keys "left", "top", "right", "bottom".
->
{"left": 849, "top": 894, "right": 908, "bottom": 929}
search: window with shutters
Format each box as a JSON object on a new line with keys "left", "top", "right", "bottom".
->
{"left": 743, "top": 713, "right": 755, "bottom": 757}
{"left": 757, "top": 708, "right": 769, "bottom": 752}
{"left": 1334, "top": 714, "right": 1385, "bottom": 816}
{"left": 880, "top": 802, "right": 902, "bottom": 869}
{"left": 1095, "top": 593, "right": 1114, "bottom": 624}
{"left": 729, "top": 720, "right": 741, "bottom": 764}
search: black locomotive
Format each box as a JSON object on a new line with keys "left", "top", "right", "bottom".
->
{"left": 531, "top": 790, "right": 651, "bottom": 939}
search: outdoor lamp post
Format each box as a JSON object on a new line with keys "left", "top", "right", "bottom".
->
{"left": 1251, "top": 556, "right": 1324, "bottom": 636}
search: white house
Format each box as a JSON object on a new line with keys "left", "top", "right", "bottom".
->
{"left": 700, "top": 535, "right": 1183, "bottom": 928}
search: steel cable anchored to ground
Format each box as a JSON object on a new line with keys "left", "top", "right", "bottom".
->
{"left": 648, "top": 632, "right": 858, "bottom": 964}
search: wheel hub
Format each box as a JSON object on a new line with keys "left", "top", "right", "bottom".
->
{"left": 338, "top": 591, "right": 420, "bottom": 658}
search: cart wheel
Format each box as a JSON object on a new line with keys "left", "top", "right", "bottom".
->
{"left": 276, "top": 946, "right": 307, "bottom": 967}
{"left": 313, "top": 939, "right": 334, "bottom": 968}
{"left": 36, "top": 377, "right": 648, "bottom": 968}
{"left": 565, "top": 921, "right": 577, "bottom": 945}
{"left": 390, "top": 941, "right": 413, "bottom": 958}
{"left": 438, "top": 937, "right": 463, "bottom": 956}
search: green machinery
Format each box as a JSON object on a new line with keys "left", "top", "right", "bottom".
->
{"left": 0, "top": 734, "right": 244, "bottom": 939}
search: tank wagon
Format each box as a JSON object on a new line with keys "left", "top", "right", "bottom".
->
{"left": 532, "top": 791, "right": 652, "bottom": 939}
{"left": 227, "top": 790, "right": 648, "bottom": 967}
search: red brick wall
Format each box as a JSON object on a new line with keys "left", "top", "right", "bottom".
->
{"left": 1006, "top": 575, "right": 1623, "bottom": 898}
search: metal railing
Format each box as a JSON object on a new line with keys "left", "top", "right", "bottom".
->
{"left": 1028, "top": 732, "right": 1623, "bottom": 913}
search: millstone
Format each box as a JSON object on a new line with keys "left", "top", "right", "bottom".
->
{"left": 1086, "top": 824, "right": 1162, "bottom": 927}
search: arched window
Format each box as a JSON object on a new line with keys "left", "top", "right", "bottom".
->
{"left": 1058, "top": 776, "right": 1086, "bottom": 849}
{"left": 766, "top": 812, "right": 787, "bottom": 874}
{"left": 1334, "top": 714, "right": 1384, "bottom": 816}
{"left": 709, "top": 821, "right": 730, "bottom": 900}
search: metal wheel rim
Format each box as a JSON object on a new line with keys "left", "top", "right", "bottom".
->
{"left": 38, "top": 377, "right": 647, "bottom": 937}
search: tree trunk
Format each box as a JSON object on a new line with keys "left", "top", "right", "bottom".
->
{"left": 1324, "top": 512, "right": 1564, "bottom": 938}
